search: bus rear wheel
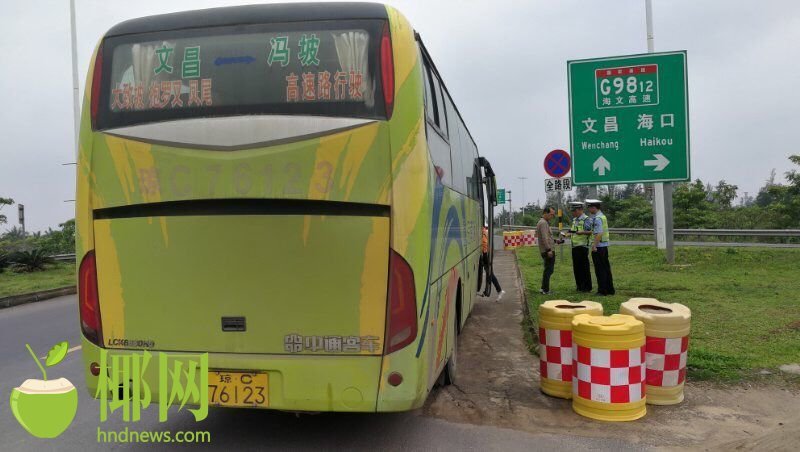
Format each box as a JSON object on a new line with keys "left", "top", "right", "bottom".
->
{"left": 438, "top": 311, "right": 458, "bottom": 386}
{"left": 443, "top": 326, "right": 458, "bottom": 385}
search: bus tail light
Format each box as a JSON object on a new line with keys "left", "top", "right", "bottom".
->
{"left": 90, "top": 44, "right": 103, "bottom": 130}
{"left": 386, "top": 250, "right": 417, "bottom": 354}
{"left": 79, "top": 251, "right": 103, "bottom": 346}
{"left": 381, "top": 22, "right": 394, "bottom": 119}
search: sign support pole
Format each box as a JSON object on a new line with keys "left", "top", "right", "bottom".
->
{"left": 70, "top": 0, "right": 80, "bottom": 157}
{"left": 508, "top": 191, "right": 512, "bottom": 227}
{"left": 646, "top": 0, "right": 675, "bottom": 263}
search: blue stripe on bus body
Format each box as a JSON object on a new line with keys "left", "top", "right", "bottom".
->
{"left": 416, "top": 178, "right": 445, "bottom": 357}
{"left": 417, "top": 202, "right": 463, "bottom": 358}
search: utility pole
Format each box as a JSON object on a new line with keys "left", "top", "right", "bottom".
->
{"left": 646, "top": 0, "right": 675, "bottom": 263}
{"left": 18, "top": 204, "right": 25, "bottom": 234}
{"left": 518, "top": 177, "right": 527, "bottom": 217}
{"left": 70, "top": 0, "right": 80, "bottom": 157}
{"left": 507, "top": 190, "right": 513, "bottom": 227}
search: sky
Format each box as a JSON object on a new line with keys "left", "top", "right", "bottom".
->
{"left": 1, "top": 0, "right": 799, "bottom": 232}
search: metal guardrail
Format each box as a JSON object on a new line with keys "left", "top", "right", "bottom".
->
{"left": 51, "top": 254, "right": 76, "bottom": 262}
{"left": 50, "top": 226, "right": 800, "bottom": 262}
{"left": 501, "top": 225, "right": 800, "bottom": 238}
{"left": 607, "top": 228, "right": 800, "bottom": 237}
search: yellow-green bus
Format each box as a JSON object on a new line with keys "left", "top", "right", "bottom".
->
{"left": 77, "top": 2, "right": 497, "bottom": 412}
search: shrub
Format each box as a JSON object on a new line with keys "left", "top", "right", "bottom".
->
{"left": 0, "top": 251, "right": 9, "bottom": 273}
{"left": 9, "top": 249, "right": 54, "bottom": 273}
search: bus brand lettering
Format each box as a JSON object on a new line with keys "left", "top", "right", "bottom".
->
{"left": 106, "top": 338, "right": 156, "bottom": 349}
{"left": 284, "top": 334, "right": 381, "bottom": 354}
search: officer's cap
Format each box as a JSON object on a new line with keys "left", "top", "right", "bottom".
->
{"left": 568, "top": 202, "right": 584, "bottom": 210}
{"left": 585, "top": 199, "right": 602, "bottom": 207}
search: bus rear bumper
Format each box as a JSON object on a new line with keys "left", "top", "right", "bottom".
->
{"left": 80, "top": 336, "right": 395, "bottom": 412}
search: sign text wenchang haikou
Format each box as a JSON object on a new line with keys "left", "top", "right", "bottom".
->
{"left": 568, "top": 51, "right": 690, "bottom": 185}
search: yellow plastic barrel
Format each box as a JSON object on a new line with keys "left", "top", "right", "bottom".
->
{"left": 620, "top": 298, "right": 691, "bottom": 405}
{"left": 538, "top": 300, "right": 603, "bottom": 399}
{"left": 503, "top": 231, "right": 522, "bottom": 250}
{"left": 571, "top": 314, "right": 646, "bottom": 421}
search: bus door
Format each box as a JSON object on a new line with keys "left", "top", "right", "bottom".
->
{"left": 478, "top": 157, "right": 497, "bottom": 294}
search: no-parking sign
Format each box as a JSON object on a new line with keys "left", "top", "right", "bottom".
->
{"left": 544, "top": 149, "right": 571, "bottom": 178}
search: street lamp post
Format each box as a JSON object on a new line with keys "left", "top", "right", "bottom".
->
{"left": 518, "top": 176, "right": 527, "bottom": 218}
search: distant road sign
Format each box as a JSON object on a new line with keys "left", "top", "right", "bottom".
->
{"left": 497, "top": 188, "right": 506, "bottom": 204}
{"left": 545, "top": 178, "right": 572, "bottom": 193}
{"left": 568, "top": 51, "right": 690, "bottom": 185}
{"left": 544, "top": 149, "right": 571, "bottom": 178}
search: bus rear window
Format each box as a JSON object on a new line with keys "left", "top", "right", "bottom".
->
{"left": 97, "top": 20, "right": 386, "bottom": 130}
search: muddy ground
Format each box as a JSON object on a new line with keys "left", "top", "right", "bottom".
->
{"left": 422, "top": 250, "right": 800, "bottom": 450}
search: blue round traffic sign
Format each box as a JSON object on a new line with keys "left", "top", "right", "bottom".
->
{"left": 544, "top": 149, "right": 571, "bottom": 178}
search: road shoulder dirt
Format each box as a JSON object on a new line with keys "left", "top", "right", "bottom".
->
{"left": 422, "top": 250, "right": 800, "bottom": 449}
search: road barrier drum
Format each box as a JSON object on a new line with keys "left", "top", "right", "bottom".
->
{"left": 521, "top": 230, "right": 537, "bottom": 247}
{"left": 571, "top": 314, "right": 647, "bottom": 421}
{"left": 620, "top": 298, "right": 691, "bottom": 405}
{"left": 503, "top": 231, "right": 523, "bottom": 250}
{"left": 538, "top": 300, "right": 603, "bottom": 399}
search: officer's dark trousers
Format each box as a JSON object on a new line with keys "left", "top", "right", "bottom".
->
{"left": 591, "top": 247, "right": 615, "bottom": 295}
{"left": 571, "top": 246, "right": 592, "bottom": 292}
{"left": 541, "top": 252, "right": 556, "bottom": 292}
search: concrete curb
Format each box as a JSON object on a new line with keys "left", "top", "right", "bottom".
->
{"left": 511, "top": 250, "right": 540, "bottom": 353}
{"left": 512, "top": 250, "right": 532, "bottom": 321}
{"left": 0, "top": 286, "right": 76, "bottom": 309}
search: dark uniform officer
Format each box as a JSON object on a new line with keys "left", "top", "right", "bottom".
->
{"left": 567, "top": 202, "right": 593, "bottom": 292}
{"left": 586, "top": 199, "right": 615, "bottom": 296}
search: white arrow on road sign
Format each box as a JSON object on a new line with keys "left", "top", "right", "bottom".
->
{"left": 593, "top": 156, "right": 610, "bottom": 176}
{"left": 644, "top": 154, "right": 670, "bottom": 171}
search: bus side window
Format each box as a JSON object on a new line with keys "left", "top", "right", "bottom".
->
{"left": 420, "top": 52, "right": 452, "bottom": 186}
{"left": 472, "top": 161, "right": 481, "bottom": 200}
{"left": 431, "top": 75, "right": 448, "bottom": 139}
{"left": 447, "top": 96, "right": 465, "bottom": 193}
{"left": 421, "top": 52, "right": 436, "bottom": 125}
{"left": 470, "top": 145, "right": 481, "bottom": 200}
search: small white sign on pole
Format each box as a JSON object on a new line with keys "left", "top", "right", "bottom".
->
{"left": 544, "top": 178, "right": 572, "bottom": 193}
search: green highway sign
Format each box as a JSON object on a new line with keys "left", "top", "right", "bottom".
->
{"left": 568, "top": 51, "right": 690, "bottom": 185}
{"left": 497, "top": 188, "right": 506, "bottom": 204}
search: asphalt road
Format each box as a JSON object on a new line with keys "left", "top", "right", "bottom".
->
{"left": 0, "top": 295, "right": 624, "bottom": 451}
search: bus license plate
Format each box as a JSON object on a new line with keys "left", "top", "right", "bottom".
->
{"left": 208, "top": 371, "right": 268, "bottom": 408}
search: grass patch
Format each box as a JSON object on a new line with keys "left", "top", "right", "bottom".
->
{"left": 0, "top": 263, "right": 76, "bottom": 298}
{"left": 517, "top": 245, "right": 800, "bottom": 383}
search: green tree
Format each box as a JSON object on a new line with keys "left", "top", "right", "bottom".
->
{"left": 672, "top": 180, "right": 716, "bottom": 228}
{"left": 35, "top": 219, "right": 76, "bottom": 255}
{"left": 574, "top": 185, "right": 590, "bottom": 202}
{"left": 0, "top": 197, "right": 13, "bottom": 225}
{"left": 786, "top": 155, "right": 800, "bottom": 190}
{"left": 521, "top": 214, "right": 537, "bottom": 227}
{"left": 2, "top": 226, "right": 27, "bottom": 242}
{"left": 712, "top": 180, "right": 738, "bottom": 208}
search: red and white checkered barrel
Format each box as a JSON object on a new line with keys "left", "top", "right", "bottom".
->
{"left": 571, "top": 314, "right": 647, "bottom": 421}
{"left": 502, "top": 231, "right": 523, "bottom": 250}
{"left": 521, "top": 230, "right": 537, "bottom": 247}
{"left": 620, "top": 298, "right": 691, "bottom": 405}
{"left": 538, "top": 300, "right": 603, "bottom": 399}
